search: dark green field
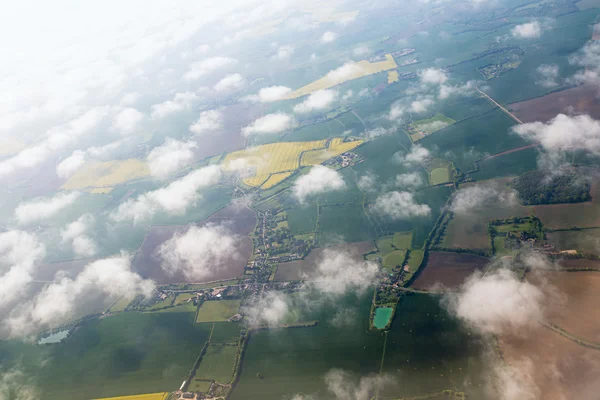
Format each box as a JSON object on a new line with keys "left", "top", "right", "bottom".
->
{"left": 0, "top": 312, "right": 211, "bottom": 400}
{"left": 231, "top": 294, "right": 487, "bottom": 400}
{"left": 318, "top": 204, "right": 377, "bottom": 244}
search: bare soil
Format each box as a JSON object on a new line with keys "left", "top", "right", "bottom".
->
{"left": 412, "top": 251, "right": 489, "bottom": 290}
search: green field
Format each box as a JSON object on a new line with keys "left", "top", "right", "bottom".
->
{"left": 393, "top": 232, "right": 413, "bottom": 249}
{"left": 195, "top": 344, "right": 238, "bottom": 383}
{"left": 209, "top": 322, "right": 243, "bottom": 344}
{"left": 410, "top": 113, "right": 456, "bottom": 139}
{"left": 470, "top": 147, "right": 538, "bottom": 181}
{"left": 174, "top": 293, "right": 196, "bottom": 305}
{"left": 187, "top": 379, "right": 213, "bottom": 393}
{"left": 318, "top": 204, "right": 377, "bottom": 244}
{"left": 0, "top": 313, "right": 211, "bottom": 399}
{"left": 419, "top": 108, "right": 525, "bottom": 173}
{"left": 382, "top": 250, "right": 408, "bottom": 271}
{"left": 230, "top": 294, "right": 486, "bottom": 400}
{"left": 430, "top": 167, "right": 450, "bottom": 185}
{"left": 286, "top": 203, "right": 318, "bottom": 234}
{"left": 407, "top": 249, "right": 424, "bottom": 273}
{"left": 109, "top": 296, "right": 132, "bottom": 313}
{"left": 152, "top": 302, "right": 197, "bottom": 313}
{"left": 195, "top": 300, "right": 242, "bottom": 323}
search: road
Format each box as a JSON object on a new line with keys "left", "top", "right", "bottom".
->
{"left": 476, "top": 87, "right": 524, "bottom": 124}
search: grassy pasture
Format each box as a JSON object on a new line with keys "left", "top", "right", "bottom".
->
{"left": 195, "top": 344, "right": 238, "bottom": 383}
{"left": 393, "top": 232, "right": 413, "bottom": 249}
{"left": 195, "top": 300, "right": 242, "bottom": 323}
{"left": 209, "top": 322, "right": 243, "bottom": 344}
{"left": 430, "top": 168, "right": 450, "bottom": 185}
{"left": 174, "top": 293, "right": 196, "bottom": 305}
{"left": 409, "top": 113, "right": 456, "bottom": 142}
{"left": 109, "top": 296, "right": 132, "bottom": 313}
{"left": 286, "top": 203, "right": 318, "bottom": 234}
{"left": 470, "top": 147, "right": 538, "bottom": 181}
{"left": 383, "top": 250, "right": 408, "bottom": 272}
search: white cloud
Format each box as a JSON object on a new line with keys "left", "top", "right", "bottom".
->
{"left": 353, "top": 46, "right": 369, "bottom": 57}
{"left": 357, "top": 173, "right": 378, "bottom": 192}
{"left": 569, "top": 41, "right": 600, "bottom": 86}
{"left": 450, "top": 184, "right": 517, "bottom": 215}
{"left": 72, "top": 236, "right": 98, "bottom": 258}
{"left": 60, "top": 213, "right": 95, "bottom": 243}
{"left": 444, "top": 268, "right": 544, "bottom": 335}
{"left": 395, "top": 172, "right": 423, "bottom": 188}
{"left": 363, "top": 126, "right": 391, "bottom": 139}
{"left": 293, "top": 165, "right": 345, "bottom": 203}
{"left": 305, "top": 249, "right": 379, "bottom": 296}
{"left": 324, "top": 369, "right": 390, "bottom": 400}
{"left": 214, "top": 73, "right": 245, "bottom": 92}
{"left": 111, "top": 165, "right": 221, "bottom": 223}
{"left": 321, "top": 31, "right": 338, "bottom": 43}
{"left": 388, "top": 102, "right": 405, "bottom": 121}
{"left": 56, "top": 150, "right": 86, "bottom": 179}
{"left": 372, "top": 191, "right": 431, "bottom": 219}
{"left": 243, "top": 290, "right": 290, "bottom": 327}
{"left": 0, "top": 231, "right": 45, "bottom": 311}
{"left": 293, "top": 89, "right": 338, "bottom": 113}
{"left": 513, "top": 113, "right": 600, "bottom": 155}
{"left": 419, "top": 68, "right": 448, "bottom": 85}
{"left": 190, "top": 109, "right": 223, "bottom": 135}
{"left": 244, "top": 85, "right": 292, "bottom": 103}
{"left": 511, "top": 21, "right": 542, "bottom": 39}
{"left": 394, "top": 145, "right": 430, "bottom": 166}
{"left": 326, "top": 62, "right": 364, "bottom": 85}
{"left": 150, "top": 92, "right": 198, "bottom": 120}
{"left": 184, "top": 56, "right": 237, "bottom": 81}
{"left": 535, "top": 64, "right": 559, "bottom": 88}
{"left": 112, "top": 107, "right": 144, "bottom": 135}
{"left": 147, "top": 138, "right": 197, "bottom": 179}
{"left": 0, "top": 368, "right": 39, "bottom": 399}
{"left": 7, "top": 255, "right": 154, "bottom": 337}
{"left": 0, "top": 107, "right": 108, "bottom": 181}
{"left": 15, "top": 191, "right": 81, "bottom": 225}
{"left": 438, "top": 80, "right": 477, "bottom": 99}
{"left": 409, "top": 97, "right": 435, "bottom": 113}
{"left": 273, "top": 45, "right": 294, "bottom": 60}
{"left": 157, "top": 224, "right": 239, "bottom": 280}
{"left": 242, "top": 113, "right": 295, "bottom": 136}
{"left": 342, "top": 90, "right": 353, "bottom": 101}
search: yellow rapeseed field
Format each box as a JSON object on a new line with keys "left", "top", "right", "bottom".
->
{"left": 301, "top": 138, "right": 363, "bottom": 166}
{"left": 261, "top": 172, "right": 293, "bottom": 189}
{"left": 286, "top": 54, "right": 397, "bottom": 99}
{"left": 222, "top": 141, "right": 329, "bottom": 187}
{"left": 61, "top": 159, "right": 150, "bottom": 191}
{"left": 92, "top": 392, "right": 169, "bottom": 400}
{"left": 222, "top": 138, "right": 362, "bottom": 188}
{"left": 387, "top": 70, "right": 399, "bottom": 84}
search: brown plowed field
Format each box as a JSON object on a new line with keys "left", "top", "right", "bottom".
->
{"left": 412, "top": 251, "right": 489, "bottom": 289}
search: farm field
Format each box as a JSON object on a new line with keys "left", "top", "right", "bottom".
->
{"left": 498, "top": 320, "right": 600, "bottom": 400}
{"left": 558, "top": 258, "right": 600, "bottom": 270}
{"left": 469, "top": 147, "right": 538, "bottom": 181}
{"left": 408, "top": 113, "right": 456, "bottom": 142}
{"left": 195, "top": 344, "right": 238, "bottom": 383}
{"left": 274, "top": 241, "right": 374, "bottom": 281}
{"left": 412, "top": 251, "right": 489, "bottom": 290}
{"left": 261, "top": 172, "right": 293, "bottom": 189}
{"left": 532, "top": 183, "right": 600, "bottom": 229}
{"left": 317, "top": 204, "right": 376, "bottom": 244}
{"left": 231, "top": 294, "right": 487, "bottom": 400}
{"left": 300, "top": 137, "right": 363, "bottom": 166}
{"left": 442, "top": 179, "right": 530, "bottom": 252}
{"left": 530, "top": 271, "right": 600, "bottom": 342}
{"left": 419, "top": 108, "right": 524, "bottom": 172}
{"left": 109, "top": 296, "right": 132, "bottom": 312}
{"left": 195, "top": 300, "right": 242, "bottom": 323}
{"left": 393, "top": 232, "right": 413, "bottom": 249}
{"left": 222, "top": 139, "right": 361, "bottom": 188}
{"left": 93, "top": 393, "right": 169, "bottom": 400}
{"left": 509, "top": 84, "right": 600, "bottom": 123}
{"left": 131, "top": 204, "right": 256, "bottom": 284}
{"left": 208, "top": 322, "right": 243, "bottom": 344}
{"left": 546, "top": 229, "right": 600, "bottom": 255}
{"left": 286, "top": 54, "right": 397, "bottom": 99}
{"left": 0, "top": 312, "right": 211, "bottom": 399}
{"left": 61, "top": 159, "right": 150, "bottom": 192}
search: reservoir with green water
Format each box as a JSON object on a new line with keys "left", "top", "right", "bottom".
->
{"left": 373, "top": 307, "right": 393, "bottom": 329}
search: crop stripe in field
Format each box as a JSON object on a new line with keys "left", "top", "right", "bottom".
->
{"left": 375, "top": 331, "right": 389, "bottom": 400}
